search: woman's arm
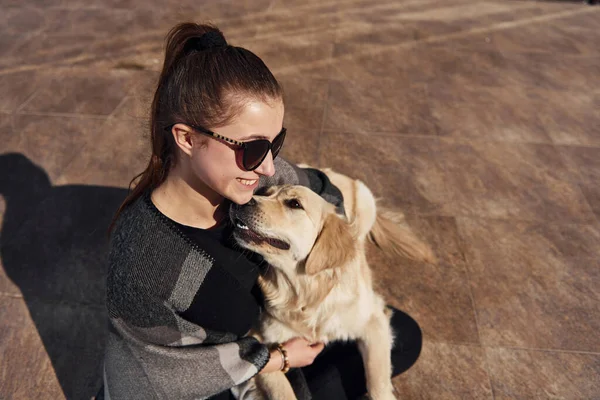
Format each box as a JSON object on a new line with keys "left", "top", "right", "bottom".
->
{"left": 105, "top": 284, "right": 271, "bottom": 398}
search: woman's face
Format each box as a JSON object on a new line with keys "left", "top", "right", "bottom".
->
{"left": 189, "top": 98, "right": 285, "bottom": 205}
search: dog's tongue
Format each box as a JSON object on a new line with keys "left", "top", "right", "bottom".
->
{"left": 238, "top": 227, "right": 265, "bottom": 244}
{"left": 266, "top": 237, "right": 290, "bottom": 250}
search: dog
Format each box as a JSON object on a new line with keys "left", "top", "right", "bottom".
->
{"left": 230, "top": 169, "right": 435, "bottom": 400}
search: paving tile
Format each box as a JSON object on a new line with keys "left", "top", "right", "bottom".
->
{"left": 0, "top": 71, "right": 51, "bottom": 113}
{"left": 432, "top": 75, "right": 599, "bottom": 146}
{"left": 0, "top": 296, "right": 106, "bottom": 400}
{"left": 280, "top": 76, "right": 329, "bottom": 110}
{"left": 186, "top": 0, "right": 276, "bottom": 21}
{"left": 0, "top": 296, "right": 64, "bottom": 400}
{"left": 483, "top": 11, "right": 600, "bottom": 57}
{"left": 3, "top": 34, "right": 83, "bottom": 69}
{"left": 3, "top": 115, "right": 103, "bottom": 181}
{"left": 280, "top": 77, "right": 329, "bottom": 162}
{"left": 541, "top": 88, "right": 600, "bottom": 147}
{"left": 559, "top": 146, "right": 600, "bottom": 221}
{"left": 252, "top": 4, "right": 340, "bottom": 39}
{"left": 483, "top": 49, "right": 599, "bottom": 95}
{"left": 329, "top": 43, "right": 460, "bottom": 86}
{"left": 109, "top": 96, "right": 149, "bottom": 123}
{"left": 436, "top": 48, "right": 600, "bottom": 147}
{"left": 0, "top": 113, "right": 12, "bottom": 144}
{"left": 41, "top": 7, "right": 143, "bottom": 38}
{"left": 319, "top": 133, "right": 453, "bottom": 215}
{"left": 428, "top": 79, "right": 554, "bottom": 144}
{"left": 241, "top": 29, "right": 335, "bottom": 78}
{"left": 446, "top": 140, "right": 596, "bottom": 222}
{"left": 486, "top": 347, "right": 600, "bottom": 399}
{"left": 0, "top": 0, "right": 71, "bottom": 7}
{"left": 331, "top": 1, "right": 564, "bottom": 58}
{"left": 0, "top": 5, "right": 53, "bottom": 36}
{"left": 554, "top": 8, "right": 600, "bottom": 36}
{"left": 369, "top": 215, "right": 479, "bottom": 344}
{"left": 332, "top": 0, "right": 478, "bottom": 56}
{"left": 281, "top": 108, "right": 323, "bottom": 166}
{"left": 0, "top": 257, "right": 20, "bottom": 298}
{"left": 324, "top": 79, "right": 438, "bottom": 135}
{"left": 284, "top": 106, "right": 323, "bottom": 138}
{"left": 20, "top": 68, "right": 136, "bottom": 116}
{"left": 0, "top": 8, "right": 139, "bottom": 69}
{"left": 42, "top": 0, "right": 208, "bottom": 10}
{"left": 54, "top": 118, "right": 149, "bottom": 188}
{"left": 319, "top": 133, "right": 595, "bottom": 222}
{"left": 0, "top": 32, "right": 23, "bottom": 62}
{"left": 393, "top": 342, "right": 493, "bottom": 400}
{"left": 110, "top": 70, "right": 158, "bottom": 120}
{"left": 457, "top": 217, "right": 600, "bottom": 351}
{"left": 331, "top": 48, "right": 599, "bottom": 146}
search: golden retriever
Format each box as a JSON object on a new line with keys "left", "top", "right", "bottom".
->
{"left": 230, "top": 169, "right": 435, "bottom": 400}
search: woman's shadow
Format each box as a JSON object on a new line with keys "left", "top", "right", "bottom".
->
{"left": 0, "top": 153, "right": 129, "bottom": 399}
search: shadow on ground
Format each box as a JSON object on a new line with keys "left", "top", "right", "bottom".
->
{"left": 0, "top": 153, "right": 128, "bottom": 399}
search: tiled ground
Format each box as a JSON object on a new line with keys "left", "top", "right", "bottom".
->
{"left": 1, "top": 0, "right": 599, "bottom": 399}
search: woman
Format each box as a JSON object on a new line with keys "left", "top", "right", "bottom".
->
{"left": 103, "top": 22, "right": 422, "bottom": 400}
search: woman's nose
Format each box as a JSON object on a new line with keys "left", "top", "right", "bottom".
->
{"left": 254, "top": 151, "right": 275, "bottom": 177}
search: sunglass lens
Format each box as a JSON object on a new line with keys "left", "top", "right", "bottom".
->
{"left": 244, "top": 140, "right": 270, "bottom": 171}
{"left": 271, "top": 129, "right": 286, "bottom": 159}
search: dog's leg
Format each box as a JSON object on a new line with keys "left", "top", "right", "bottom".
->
{"left": 255, "top": 371, "right": 298, "bottom": 400}
{"left": 357, "top": 310, "right": 397, "bottom": 400}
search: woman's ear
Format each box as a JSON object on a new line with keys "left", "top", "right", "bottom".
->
{"left": 170, "top": 123, "right": 195, "bottom": 156}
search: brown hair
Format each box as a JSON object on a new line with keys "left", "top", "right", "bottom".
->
{"left": 109, "top": 22, "right": 282, "bottom": 232}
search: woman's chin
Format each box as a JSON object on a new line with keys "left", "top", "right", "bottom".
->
{"left": 228, "top": 190, "right": 254, "bottom": 206}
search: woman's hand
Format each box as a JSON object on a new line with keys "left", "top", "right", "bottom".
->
{"left": 282, "top": 337, "right": 324, "bottom": 368}
{"left": 260, "top": 337, "right": 325, "bottom": 374}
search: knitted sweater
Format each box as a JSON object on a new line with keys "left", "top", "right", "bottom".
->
{"left": 103, "top": 159, "right": 343, "bottom": 400}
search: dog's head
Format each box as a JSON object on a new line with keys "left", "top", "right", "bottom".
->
{"left": 230, "top": 185, "right": 356, "bottom": 275}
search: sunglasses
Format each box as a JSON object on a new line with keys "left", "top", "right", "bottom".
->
{"left": 165, "top": 123, "right": 286, "bottom": 171}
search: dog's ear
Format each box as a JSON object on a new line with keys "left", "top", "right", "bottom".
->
{"left": 305, "top": 213, "right": 356, "bottom": 275}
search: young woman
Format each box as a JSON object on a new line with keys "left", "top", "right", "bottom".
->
{"left": 102, "top": 22, "right": 422, "bottom": 400}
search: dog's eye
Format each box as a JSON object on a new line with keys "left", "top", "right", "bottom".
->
{"left": 285, "top": 199, "right": 303, "bottom": 210}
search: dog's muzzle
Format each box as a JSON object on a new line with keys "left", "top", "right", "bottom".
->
{"left": 230, "top": 200, "right": 290, "bottom": 251}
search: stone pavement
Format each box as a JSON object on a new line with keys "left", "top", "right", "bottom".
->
{"left": 1, "top": 0, "right": 599, "bottom": 399}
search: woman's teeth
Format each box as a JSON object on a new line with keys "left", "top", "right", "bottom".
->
{"left": 237, "top": 178, "right": 257, "bottom": 186}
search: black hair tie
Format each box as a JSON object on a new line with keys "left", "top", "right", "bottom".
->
{"left": 193, "top": 31, "right": 228, "bottom": 51}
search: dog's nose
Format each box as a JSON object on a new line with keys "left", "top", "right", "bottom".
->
{"left": 254, "top": 187, "right": 270, "bottom": 197}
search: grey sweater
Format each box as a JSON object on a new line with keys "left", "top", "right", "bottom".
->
{"left": 103, "top": 159, "right": 343, "bottom": 400}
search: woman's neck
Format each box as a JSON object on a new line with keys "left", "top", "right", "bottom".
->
{"left": 151, "top": 170, "right": 227, "bottom": 229}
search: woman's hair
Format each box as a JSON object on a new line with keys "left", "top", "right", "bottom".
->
{"left": 109, "top": 22, "right": 282, "bottom": 232}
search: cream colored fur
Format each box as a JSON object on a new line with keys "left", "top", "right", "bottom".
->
{"left": 231, "top": 169, "right": 434, "bottom": 400}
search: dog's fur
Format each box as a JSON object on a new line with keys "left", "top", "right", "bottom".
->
{"left": 230, "top": 169, "right": 435, "bottom": 400}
